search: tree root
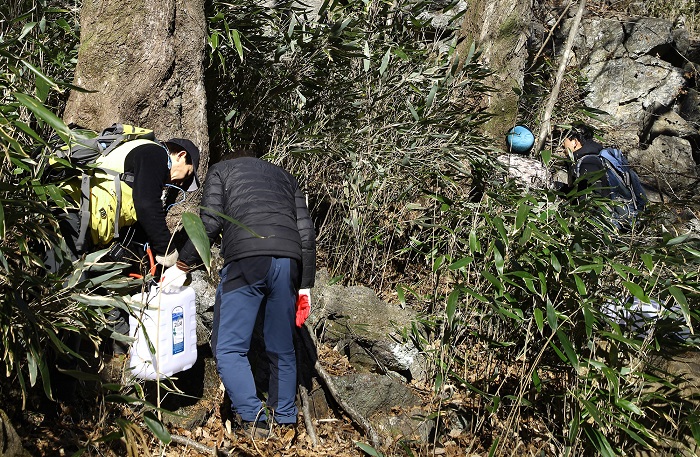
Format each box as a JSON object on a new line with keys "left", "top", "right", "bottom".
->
{"left": 299, "top": 383, "right": 319, "bottom": 447}
{"left": 170, "top": 434, "right": 222, "bottom": 455}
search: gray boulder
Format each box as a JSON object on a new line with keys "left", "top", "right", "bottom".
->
{"left": 574, "top": 18, "right": 626, "bottom": 65}
{"left": 623, "top": 17, "right": 684, "bottom": 58}
{"left": 626, "top": 135, "right": 698, "bottom": 197}
{"left": 583, "top": 55, "right": 686, "bottom": 126}
{"left": 190, "top": 269, "right": 217, "bottom": 346}
{"left": 648, "top": 110, "right": 698, "bottom": 140}
{"left": 572, "top": 16, "right": 687, "bottom": 65}
{"left": 679, "top": 88, "right": 700, "bottom": 126}
{"left": 308, "top": 269, "right": 427, "bottom": 383}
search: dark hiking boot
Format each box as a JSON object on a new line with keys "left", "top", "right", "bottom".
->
{"left": 241, "top": 420, "right": 272, "bottom": 440}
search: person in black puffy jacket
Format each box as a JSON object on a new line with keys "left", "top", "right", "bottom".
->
{"left": 172, "top": 150, "right": 316, "bottom": 430}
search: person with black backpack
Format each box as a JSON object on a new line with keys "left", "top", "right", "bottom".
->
{"left": 560, "top": 125, "right": 648, "bottom": 231}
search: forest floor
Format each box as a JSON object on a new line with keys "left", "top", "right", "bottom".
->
{"left": 10, "top": 344, "right": 368, "bottom": 456}
{"left": 3, "top": 310, "right": 569, "bottom": 457}
{"left": 17, "top": 397, "right": 368, "bottom": 456}
{"left": 9, "top": 342, "right": 499, "bottom": 457}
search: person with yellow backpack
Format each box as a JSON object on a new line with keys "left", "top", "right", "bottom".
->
{"left": 45, "top": 125, "right": 201, "bottom": 270}
{"left": 44, "top": 124, "right": 201, "bottom": 357}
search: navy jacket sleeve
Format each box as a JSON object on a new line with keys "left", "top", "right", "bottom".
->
{"left": 126, "top": 144, "right": 172, "bottom": 256}
{"left": 295, "top": 187, "right": 316, "bottom": 288}
{"left": 179, "top": 164, "right": 225, "bottom": 267}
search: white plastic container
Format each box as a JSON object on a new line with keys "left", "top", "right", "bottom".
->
{"left": 128, "top": 285, "right": 198, "bottom": 380}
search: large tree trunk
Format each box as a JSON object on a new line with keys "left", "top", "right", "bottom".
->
{"left": 63, "top": 0, "right": 209, "bottom": 178}
{"left": 458, "top": 0, "right": 532, "bottom": 146}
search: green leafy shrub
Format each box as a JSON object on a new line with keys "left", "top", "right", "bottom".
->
{"left": 406, "top": 178, "right": 700, "bottom": 455}
{"left": 207, "top": 0, "right": 493, "bottom": 286}
{"left": 0, "top": 0, "right": 134, "bottom": 405}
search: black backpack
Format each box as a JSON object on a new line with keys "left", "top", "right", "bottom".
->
{"left": 571, "top": 147, "right": 648, "bottom": 230}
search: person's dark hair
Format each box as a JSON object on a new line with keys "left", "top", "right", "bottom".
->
{"left": 566, "top": 124, "right": 593, "bottom": 143}
{"left": 165, "top": 140, "right": 195, "bottom": 165}
{"left": 220, "top": 149, "right": 258, "bottom": 162}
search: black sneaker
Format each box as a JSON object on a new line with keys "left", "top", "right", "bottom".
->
{"left": 241, "top": 420, "right": 271, "bottom": 440}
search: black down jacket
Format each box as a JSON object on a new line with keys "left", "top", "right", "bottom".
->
{"left": 179, "top": 157, "right": 316, "bottom": 288}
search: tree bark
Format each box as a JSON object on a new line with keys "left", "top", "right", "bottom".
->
{"left": 63, "top": 0, "right": 209, "bottom": 178}
{"left": 458, "top": 0, "right": 532, "bottom": 144}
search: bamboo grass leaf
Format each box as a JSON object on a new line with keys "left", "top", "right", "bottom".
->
{"left": 19, "top": 22, "right": 37, "bottom": 41}
{"left": 622, "top": 281, "right": 648, "bottom": 303}
{"left": 665, "top": 234, "right": 689, "bottom": 246}
{"left": 546, "top": 300, "right": 557, "bottom": 330}
{"left": 690, "top": 420, "right": 700, "bottom": 447}
{"left": 144, "top": 411, "right": 171, "bottom": 444}
{"left": 14, "top": 92, "right": 70, "bottom": 143}
{"left": 355, "top": 441, "right": 385, "bottom": 457}
{"left": 464, "top": 41, "right": 475, "bottom": 65}
{"left": 448, "top": 256, "right": 473, "bottom": 270}
{"left": 0, "top": 205, "right": 5, "bottom": 240}
{"left": 550, "top": 252, "right": 561, "bottom": 273}
{"left": 469, "top": 230, "right": 480, "bottom": 254}
{"left": 534, "top": 308, "right": 544, "bottom": 334}
{"left": 574, "top": 274, "right": 587, "bottom": 296}
{"left": 583, "top": 425, "right": 616, "bottom": 457}
{"left": 379, "top": 47, "right": 391, "bottom": 75}
{"left": 446, "top": 289, "right": 458, "bottom": 326}
{"left": 482, "top": 271, "right": 503, "bottom": 296}
{"left": 494, "top": 246, "right": 505, "bottom": 275}
{"left": 182, "top": 212, "right": 211, "bottom": 272}
{"left": 615, "top": 398, "right": 643, "bottom": 416}
{"left": 515, "top": 202, "right": 530, "bottom": 230}
{"left": 556, "top": 330, "right": 579, "bottom": 370}
{"left": 668, "top": 286, "right": 691, "bottom": 329}
{"left": 406, "top": 99, "right": 419, "bottom": 121}
{"left": 425, "top": 82, "right": 438, "bottom": 110}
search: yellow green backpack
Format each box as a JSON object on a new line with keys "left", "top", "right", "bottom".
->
{"left": 47, "top": 123, "right": 160, "bottom": 250}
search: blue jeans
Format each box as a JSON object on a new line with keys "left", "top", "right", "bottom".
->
{"left": 212, "top": 257, "right": 298, "bottom": 424}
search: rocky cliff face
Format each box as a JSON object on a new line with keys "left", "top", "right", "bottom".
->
{"left": 562, "top": 14, "right": 699, "bottom": 202}
{"left": 499, "top": 8, "right": 699, "bottom": 235}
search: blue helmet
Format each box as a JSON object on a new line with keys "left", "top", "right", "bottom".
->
{"left": 506, "top": 125, "right": 535, "bottom": 154}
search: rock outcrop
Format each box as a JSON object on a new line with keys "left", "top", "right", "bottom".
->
{"left": 565, "top": 14, "right": 699, "bottom": 200}
{"left": 0, "top": 409, "right": 31, "bottom": 457}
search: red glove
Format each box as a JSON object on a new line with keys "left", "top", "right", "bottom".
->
{"left": 296, "top": 288, "right": 311, "bottom": 327}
